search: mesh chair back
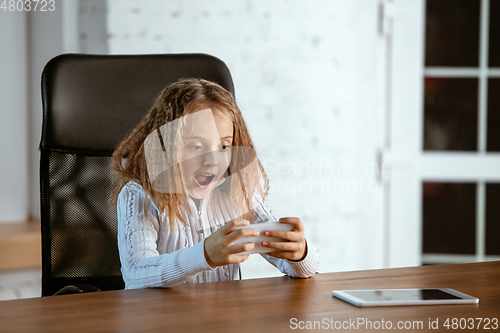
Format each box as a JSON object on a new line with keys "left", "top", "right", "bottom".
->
{"left": 40, "top": 54, "right": 234, "bottom": 296}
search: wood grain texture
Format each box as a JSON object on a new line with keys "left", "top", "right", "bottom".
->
{"left": 0, "top": 262, "right": 498, "bottom": 332}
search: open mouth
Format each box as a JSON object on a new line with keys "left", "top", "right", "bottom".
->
{"left": 194, "top": 173, "right": 215, "bottom": 189}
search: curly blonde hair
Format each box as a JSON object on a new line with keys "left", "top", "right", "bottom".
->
{"left": 110, "top": 78, "right": 268, "bottom": 230}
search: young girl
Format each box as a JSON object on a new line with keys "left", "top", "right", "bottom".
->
{"left": 111, "top": 78, "right": 319, "bottom": 289}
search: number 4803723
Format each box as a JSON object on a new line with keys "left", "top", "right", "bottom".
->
{"left": 1, "top": 0, "right": 56, "bottom": 12}
{"left": 443, "top": 318, "right": 498, "bottom": 330}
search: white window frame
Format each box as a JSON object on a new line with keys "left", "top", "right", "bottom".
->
{"left": 422, "top": 0, "right": 500, "bottom": 264}
{"left": 382, "top": 0, "right": 425, "bottom": 268}
{"left": 387, "top": 0, "right": 500, "bottom": 266}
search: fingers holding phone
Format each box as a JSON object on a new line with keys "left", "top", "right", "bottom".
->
{"left": 203, "top": 219, "right": 259, "bottom": 267}
{"left": 262, "top": 217, "right": 307, "bottom": 261}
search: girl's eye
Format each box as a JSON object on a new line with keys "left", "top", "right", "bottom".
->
{"left": 190, "top": 145, "right": 203, "bottom": 151}
{"left": 220, "top": 145, "right": 231, "bottom": 152}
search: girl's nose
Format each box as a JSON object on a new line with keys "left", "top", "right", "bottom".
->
{"left": 204, "top": 151, "right": 218, "bottom": 167}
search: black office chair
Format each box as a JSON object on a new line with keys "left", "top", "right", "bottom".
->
{"left": 40, "top": 53, "right": 235, "bottom": 296}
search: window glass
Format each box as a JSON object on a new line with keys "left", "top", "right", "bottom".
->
{"left": 487, "top": 79, "right": 500, "bottom": 152}
{"left": 486, "top": 183, "right": 500, "bottom": 255}
{"left": 425, "top": 0, "right": 480, "bottom": 67}
{"left": 488, "top": 0, "right": 500, "bottom": 67}
{"left": 423, "top": 182, "right": 476, "bottom": 255}
{"left": 424, "top": 78, "right": 478, "bottom": 151}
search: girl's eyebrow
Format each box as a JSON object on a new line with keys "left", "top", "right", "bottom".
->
{"left": 186, "top": 135, "right": 233, "bottom": 140}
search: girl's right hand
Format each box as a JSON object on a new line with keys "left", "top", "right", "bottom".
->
{"left": 203, "top": 219, "right": 259, "bottom": 268}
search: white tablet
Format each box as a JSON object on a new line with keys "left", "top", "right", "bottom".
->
{"left": 233, "top": 222, "right": 294, "bottom": 255}
{"left": 332, "top": 288, "right": 479, "bottom": 307}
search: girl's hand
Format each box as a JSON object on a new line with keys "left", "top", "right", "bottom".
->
{"left": 204, "top": 219, "right": 259, "bottom": 268}
{"left": 262, "top": 217, "right": 307, "bottom": 261}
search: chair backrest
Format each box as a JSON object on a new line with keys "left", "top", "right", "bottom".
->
{"left": 40, "top": 53, "right": 234, "bottom": 296}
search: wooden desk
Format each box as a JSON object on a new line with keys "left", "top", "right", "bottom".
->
{"left": 0, "top": 262, "right": 498, "bottom": 332}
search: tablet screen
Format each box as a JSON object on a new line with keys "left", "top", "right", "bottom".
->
{"left": 345, "top": 289, "right": 461, "bottom": 302}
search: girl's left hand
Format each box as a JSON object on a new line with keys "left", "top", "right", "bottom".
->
{"left": 262, "top": 217, "right": 307, "bottom": 261}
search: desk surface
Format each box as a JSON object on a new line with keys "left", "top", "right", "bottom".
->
{"left": 0, "top": 261, "right": 499, "bottom": 332}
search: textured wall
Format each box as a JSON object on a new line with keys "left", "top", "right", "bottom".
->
{"left": 106, "top": 0, "right": 386, "bottom": 276}
{"left": 27, "top": 2, "right": 64, "bottom": 221}
{"left": 78, "top": 0, "right": 108, "bottom": 53}
{"left": 0, "top": 10, "right": 28, "bottom": 223}
{"left": 0, "top": 2, "right": 63, "bottom": 301}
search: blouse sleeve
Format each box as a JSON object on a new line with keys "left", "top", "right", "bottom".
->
{"left": 252, "top": 194, "right": 320, "bottom": 278}
{"left": 117, "top": 183, "right": 214, "bottom": 289}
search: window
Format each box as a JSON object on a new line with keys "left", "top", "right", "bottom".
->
{"left": 422, "top": 0, "right": 500, "bottom": 264}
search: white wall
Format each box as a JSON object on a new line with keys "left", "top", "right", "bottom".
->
{"left": 0, "top": 10, "right": 29, "bottom": 223}
{"left": 0, "top": 2, "right": 65, "bottom": 224}
{"left": 78, "top": 0, "right": 108, "bottom": 54}
{"left": 25, "top": 0, "right": 105, "bottom": 220}
{"left": 107, "top": 0, "right": 386, "bottom": 275}
{"left": 27, "top": 4, "right": 64, "bottom": 222}
{"left": 1, "top": 0, "right": 418, "bottom": 280}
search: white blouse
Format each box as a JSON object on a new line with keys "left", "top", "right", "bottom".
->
{"left": 117, "top": 179, "right": 319, "bottom": 289}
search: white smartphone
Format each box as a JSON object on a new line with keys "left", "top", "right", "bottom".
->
{"left": 233, "top": 222, "right": 294, "bottom": 255}
{"left": 332, "top": 288, "right": 479, "bottom": 307}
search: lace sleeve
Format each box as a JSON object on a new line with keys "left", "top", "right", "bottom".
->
{"left": 116, "top": 183, "right": 215, "bottom": 289}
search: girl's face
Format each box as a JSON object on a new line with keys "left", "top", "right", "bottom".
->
{"left": 181, "top": 108, "right": 233, "bottom": 200}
